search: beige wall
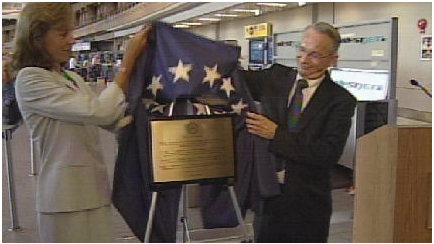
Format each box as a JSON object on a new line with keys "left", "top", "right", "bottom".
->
{"left": 192, "top": 2, "right": 432, "bottom": 114}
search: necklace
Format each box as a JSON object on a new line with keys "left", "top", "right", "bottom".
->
{"left": 62, "top": 70, "right": 79, "bottom": 89}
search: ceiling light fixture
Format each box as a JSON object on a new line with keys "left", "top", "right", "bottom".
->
{"left": 232, "top": 9, "right": 261, "bottom": 16}
{"left": 256, "top": 3, "right": 287, "bottom": 7}
{"left": 298, "top": 2, "right": 307, "bottom": 7}
{"left": 181, "top": 22, "right": 203, "bottom": 26}
{"left": 173, "top": 24, "right": 190, "bottom": 28}
{"left": 215, "top": 13, "right": 238, "bottom": 17}
{"left": 232, "top": 9, "right": 258, "bottom": 13}
{"left": 197, "top": 17, "right": 221, "bottom": 21}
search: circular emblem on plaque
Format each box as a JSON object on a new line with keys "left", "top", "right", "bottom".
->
{"left": 185, "top": 122, "right": 199, "bottom": 134}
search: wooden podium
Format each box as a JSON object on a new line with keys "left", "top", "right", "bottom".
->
{"left": 353, "top": 125, "right": 432, "bottom": 242}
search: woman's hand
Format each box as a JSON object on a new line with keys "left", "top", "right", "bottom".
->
{"left": 121, "top": 25, "right": 153, "bottom": 75}
{"left": 116, "top": 25, "right": 152, "bottom": 93}
{"left": 245, "top": 112, "right": 277, "bottom": 139}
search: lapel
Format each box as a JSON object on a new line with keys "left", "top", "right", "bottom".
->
{"left": 297, "top": 75, "right": 334, "bottom": 131}
{"left": 274, "top": 66, "right": 297, "bottom": 123}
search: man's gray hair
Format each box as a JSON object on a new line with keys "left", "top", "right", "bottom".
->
{"left": 304, "top": 22, "right": 341, "bottom": 53}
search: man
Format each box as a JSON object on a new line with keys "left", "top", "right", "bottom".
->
{"left": 68, "top": 56, "right": 77, "bottom": 71}
{"left": 244, "top": 22, "right": 356, "bottom": 242}
{"left": 3, "top": 56, "right": 22, "bottom": 125}
{"left": 3, "top": 56, "right": 14, "bottom": 83}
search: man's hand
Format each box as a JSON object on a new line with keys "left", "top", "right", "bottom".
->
{"left": 246, "top": 112, "right": 277, "bottom": 139}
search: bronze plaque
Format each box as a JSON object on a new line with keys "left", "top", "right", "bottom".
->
{"left": 149, "top": 115, "right": 235, "bottom": 184}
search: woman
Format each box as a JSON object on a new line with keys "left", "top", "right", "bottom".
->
{"left": 13, "top": 3, "right": 150, "bottom": 242}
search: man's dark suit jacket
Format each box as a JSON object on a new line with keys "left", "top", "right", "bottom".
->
{"left": 242, "top": 64, "right": 357, "bottom": 242}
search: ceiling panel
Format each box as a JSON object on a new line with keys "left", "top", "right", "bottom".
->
{"left": 169, "top": 2, "right": 307, "bottom": 28}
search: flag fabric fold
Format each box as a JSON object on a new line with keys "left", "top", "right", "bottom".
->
{"left": 112, "top": 21, "right": 280, "bottom": 242}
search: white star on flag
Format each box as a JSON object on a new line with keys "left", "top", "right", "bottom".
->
{"left": 168, "top": 59, "right": 192, "bottom": 83}
{"left": 142, "top": 98, "right": 159, "bottom": 109}
{"left": 213, "top": 111, "right": 227, "bottom": 115}
{"left": 147, "top": 75, "right": 164, "bottom": 97}
{"left": 202, "top": 64, "right": 221, "bottom": 88}
{"left": 220, "top": 77, "right": 235, "bottom": 98}
{"left": 230, "top": 99, "right": 248, "bottom": 115}
{"left": 193, "top": 103, "right": 208, "bottom": 115}
{"left": 150, "top": 104, "right": 166, "bottom": 114}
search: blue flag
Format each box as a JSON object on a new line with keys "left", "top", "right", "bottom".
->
{"left": 112, "top": 21, "right": 280, "bottom": 242}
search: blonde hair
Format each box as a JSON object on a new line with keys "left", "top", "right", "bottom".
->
{"left": 13, "top": 3, "right": 73, "bottom": 70}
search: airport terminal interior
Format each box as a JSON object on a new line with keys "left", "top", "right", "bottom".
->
{"left": 2, "top": 2, "right": 432, "bottom": 243}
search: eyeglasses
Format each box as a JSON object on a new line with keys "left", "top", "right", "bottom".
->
{"left": 297, "top": 46, "right": 334, "bottom": 60}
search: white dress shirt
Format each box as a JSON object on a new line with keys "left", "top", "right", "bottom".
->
{"left": 287, "top": 74, "right": 324, "bottom": 109}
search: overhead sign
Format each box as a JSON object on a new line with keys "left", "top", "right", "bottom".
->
{"left": 72, "top": 42, "right": 91, "bottom": 51}
{"left": 244, "top": 23, "right": 272, "bottom": 39}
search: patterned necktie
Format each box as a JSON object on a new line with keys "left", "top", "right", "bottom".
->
{"left": 288, "top": 79, "right": 308, "bottom": 129}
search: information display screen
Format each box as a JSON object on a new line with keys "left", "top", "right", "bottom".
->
{"left": 330, "top": 68, "right": 389, "bottom": 101}
{"left": 72, "top": 42, "right": 91, "bottom": 51}
{"left": 249, "top": 40, "right": 264, "bottom": 64}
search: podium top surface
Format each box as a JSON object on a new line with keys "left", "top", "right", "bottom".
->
{"left": 396, "top": 117, "right": 431, "bottom": 127}
{"left": 398, "top": 124, "right": 431, "bottom": 128}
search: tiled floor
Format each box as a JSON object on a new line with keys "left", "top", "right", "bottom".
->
{"left": 2, "top": 124, "right": 354, "bottom": 243}
{"left": 3, "top": 115, "right": 429, "bottom": 242}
